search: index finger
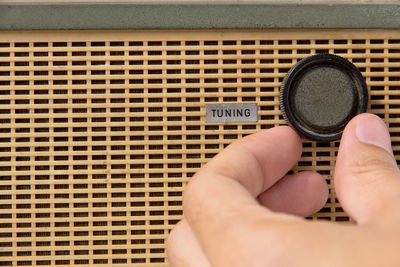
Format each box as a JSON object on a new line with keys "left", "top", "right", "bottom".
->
{"left": 201, "top": 126, "right": 303, "bottom": 197}
{"left": 183, "top": 126, "right": 303, "bottom": 260}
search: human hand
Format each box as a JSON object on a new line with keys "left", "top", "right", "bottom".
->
{"left": 167, "top": 113, "right": 400, "bottom": 267}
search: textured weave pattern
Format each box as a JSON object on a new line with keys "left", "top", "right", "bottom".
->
{"left": 0, "top": 30, "right": 399, "bottom": 266}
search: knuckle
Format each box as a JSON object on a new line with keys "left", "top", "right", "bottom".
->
{"left": 343, "top": 153, "right": 399, "bottom": 188}
{"left": 182, "top": 174, "right": 202, "bottom": 215}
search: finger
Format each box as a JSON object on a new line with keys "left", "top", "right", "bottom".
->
{"left": 197, "top": 126, "right": 303, "bottom": 197}
{"left": 334, "top": 113, "right": 400, "bottom": 225}
{"left": 167, "top": 219, "right": 210, "bottom": 267}
{"left": 258, "top": 171, "right": 329, "bottom": 217}
{"left": 168, "top": 171, "right": 328, "bottom": 266}
{"left": 183, "top": 126, "right": 304, "bottom": 264}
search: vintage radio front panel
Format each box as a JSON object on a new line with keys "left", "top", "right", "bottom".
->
{"left": 0, "top": 1, "right": 400, "bottom": 266}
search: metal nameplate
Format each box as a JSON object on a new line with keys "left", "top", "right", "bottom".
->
{"left": 206, "top": 104, "right": 258, "bottom": 123}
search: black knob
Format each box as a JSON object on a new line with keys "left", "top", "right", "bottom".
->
{"left": 280, "top": 54, "right": 368, "bottom": 141}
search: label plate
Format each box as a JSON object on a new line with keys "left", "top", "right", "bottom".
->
{"left": 206, "top": 104, "right": 258, "bottom": 123}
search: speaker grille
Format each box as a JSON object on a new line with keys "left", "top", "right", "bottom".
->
{"left": 0, "top": 30, "right": 399, "bottom": 266}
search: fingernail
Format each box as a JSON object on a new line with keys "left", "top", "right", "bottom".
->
{"left": 356, "top": 114, "right": 393, "bottom": 154}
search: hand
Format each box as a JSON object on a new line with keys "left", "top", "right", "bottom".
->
{"left": 167, "top": 113, "right": 400, "bottom": 267}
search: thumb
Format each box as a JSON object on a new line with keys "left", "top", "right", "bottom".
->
{"left": 334, "top": 113, "right": 400, "bottom": 225}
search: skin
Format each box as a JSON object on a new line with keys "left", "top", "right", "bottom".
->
{"left": 167, "top": 113, "right": 400, "bottom": 267}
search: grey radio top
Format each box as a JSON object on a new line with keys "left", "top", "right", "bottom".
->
{"left": 0, "top": 1, "right": 399, "bottom": 30}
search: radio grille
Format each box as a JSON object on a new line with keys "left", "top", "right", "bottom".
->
{"left": 0, "top": 30, "right": 399, "bottom": 266}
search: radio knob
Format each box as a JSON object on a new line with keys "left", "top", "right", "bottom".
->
{"left": 280, "top": 54, "right": 368, "bottom": 141}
